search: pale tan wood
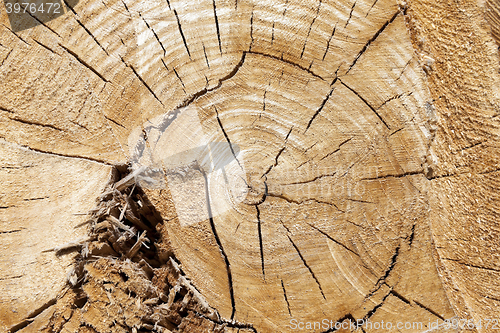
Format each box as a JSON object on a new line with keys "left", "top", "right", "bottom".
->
{"left": 1, "top": 0, "right": 500, "bottom": 331}
{"left": 0, "top": 139, "right": 113, "bottom": 331}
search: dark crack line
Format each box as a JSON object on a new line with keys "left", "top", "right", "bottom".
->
{"left": 215, "top": 106, "right": 243, "bottom": 170}
{"left": 367, "top": 246, "right": 399, "bottom": 299}
{"left": 396, "top": 57, "right": 412, "bottom": 80}
{"left": 301, "top": 0, "right": 322, "bottom": 59}
{"left": 305, "top": 82, "right": 336, "bottom": 133}
{"left": 160, "top": 58, "right": 169, "bottom": 71}
{"left": 212, "top": 0, "right": 222, "bottom": 54}
{"left": 62, "top": 0, "right": 109, "bottom": 56}
{"left": 284, "top": 227, "right": 326, "bottom": 299}
{"left": 442, "top": 258, "right": 500, "bottom": 272}
{"left": 322, "top": 22, "right": 337, "bottom": 61}
{"left": 190, "top": 310, "right": 257, "bottom": 332}
{"left": 389, "top": 127, "right": 404, "bottom": 136}
{"left": 0, "top": 49, "right": 13, "bottom": 67}
{"left": 120, "top": 57, "right": 164, "bottom": 106}
{"left": 281, "top": 279, "right": 292, "bottom": 316}
{"left": 413, "top": 301, "right": 445, "bottom": 320}
{"left": 104, "top": 115, "right": 126, "bottom": 129}
{"left": 249, "top": 51, "right": 324, "bottom": 81}
{"left": 202, "top": 43, "right": 210, "bottom": 68}
{"left": 199, "top": 167, "right": 236, "bottom": 320}
{"left": 33, "top": 39, "right": 58, "bottom": 55}
{"left": 271, "top": 22, "right": 275, "bottom": 45}
{"left": 1, "top": 24, "right": 30, "bottom": 45}
{"left": 377, "top": 92, "right": 412, "bottom": 110}
{"left": 23, "top": 196, "right": 49, "bottom": 201}
{"left": 321, "top": 313, "right": 358, "bottom": 333}
{"left": 319, "top": 137, "right": 351, "bottom": 161}
{"left": 173, "top": 67, "right": 186, "bottom": 89}
{"left": 365, "top": 0, "right": 379, "bottom": 17}
{"left": 256, "top": 205, "right": 265, "bottom": 279}
{"left": 452, "top": 140, "right": 485, "bottom": 153}
{"left": 268, "top": 193, "right": 344, "bottom": 212}
{"left": 0, "top": 274, "right": 23, "bottom": 279}
{"left": 23, "top": 145, "right": 113, "bottom": 165}
{"left": 346, "top": 10, "right": 400, "bottom": 74}
{"left": 0, "top": 229, "right": 22, "bottom": 234}
{"left": 148, "top": 52, "right": 247, "bottom": 142}
{"left": 407, "top": 224, "right": 415, "bottom": 248}
{"left": 360, "top": 170, "right": 424, "bottom": 181}
{"left": 261, "top": 127, "right": 293, "bottom": 179}
{"left": 177, "top": 52, "right": 247, "bottom": 109}
{"left": 174, "top": 9, "right": 191, "bottom": 59}
{"left": 263, "top": 89, "right": 267, "bottom": 115}
{"left": 364, "top": 290, "right": 392, "bottom": 320}
{"left": 308, "top": 224, "right": 359, "bottom": 256}
{"left": 390, "top": 290, "right": 411, "bottom": 305}
{"left": 344, "top": 0, "right": 356, "bottom": 28}
{"left": 281, "top": 172, "right": 336, "bottom": 186}
{"left": 139, "top": 12, "right": 166, "bottom": 56}
{"left": 346, "top": 198, "right": 374, "bottom": 204}
{"left": 9, "top": 298, "right": 57, "bottom": 333}
{"left": 249, "top": 10, "right": 254, "bottom": 51}
{"left": 60, "top": 44, "right": 109, "bottom": 83}
{"left": 340, "top": 79, "right": 389, "bottom": 129}
{"left": 21, "top": 6, "right": 62, "bottom": 38}
{"left": 0, "top": 106, "right": 14, "bottom": 114}
{"left": 7, "top": 116, "right": 66, "bottom": 132}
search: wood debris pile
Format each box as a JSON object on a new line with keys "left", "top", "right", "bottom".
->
{"left": 31, "top": 168, "right": 256, "bottom": 333}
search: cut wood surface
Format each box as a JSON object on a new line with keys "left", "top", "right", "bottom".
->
{"left": 1, "top": 0, "right": 500, "bottom": 332}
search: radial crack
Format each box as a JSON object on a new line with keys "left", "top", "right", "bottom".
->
{"left": 368, "top": 246, "right": 400, "bottom": 298}
{"left": 139, "top": 12, "right": 166, "bottom": 56}
{"left": 2, "top": 24, "right": 30, "bottom": 45}
{"left": 59, "top": 44, "right": 109, "bottom": 83}
{"left": 346, "top": 10, "right": 400, "bottom": 74}
{"left": 104, "top": 115, "right": 126, "bottom": 129}
{"left": 199, "top": 167, "right": 236, "bottom": 320}
{"left": 305, "top": 83, "right": 336, "bottom": 133}
{"left": 413, "top": 301, "right": 445, "bottom": 320}
{"left": 173, "top": 10, "right": 191, "bottom": 59}
{"left": 62, "top": 0, "right": 110, "bottom": 56}
{"left": 340, "top": 79, "right": 389, "bottom": 129}
{"left": 0, "top": 49, "right": 13, "bottom": 67}
{"left": 120, "top": 57, "right": 164, "bottom": 106}
{"left": 8, "top": 298, "right": 57, "bottom": 332}
{"left": 308, "top": 224, "right": 359, "bottom": 256}
{"left": 281, "top": 279, "right": 292, "bottom": 316}
{"left": 284, "top": 227, "right": 326, "bottom": 299}
{"left": 214, "top": 107, "right": 243, "bottom": 170}
{"left": 360, "top": 170, "right": 424, "bottom": 181}
{"left": 256, "top": 206, "right": 265, "bottom": 278}
{"left": 249, "top": 51, "right": 324, "bottom": 81}
{"left": 319, "top": 137, "right": 351, "bottom": 161}
{"left": 301, "top": 0, "right": 322, "bottom": 59}
{"left": 261, "top": 127, "right": 293, "bottom": 178}
{"left": 366, "top": 0, "right": 379, "bottom": 17}
{"left": 33, "top": 39, "right": 57, "bottom": 55}
{"left": 7, "top": 116, "right": 66, "bottom": 132}
{"left": 322, "top": 22, "right": 337, "bottom": 61}
{"left": 345, "top": 0, "right": 356, "bottom": 28}
{"left": 212, "top": 0, "right": 222, "bottom": 54}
